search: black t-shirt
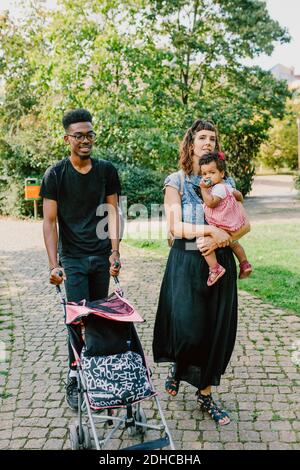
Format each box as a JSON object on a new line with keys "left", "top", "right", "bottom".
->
{"left": 40, "top": 158, "right": 121, "bottom": 257}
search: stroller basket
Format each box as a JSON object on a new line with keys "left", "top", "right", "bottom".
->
{"left": 81, "top": 347, "right": 155, "bottom": 409}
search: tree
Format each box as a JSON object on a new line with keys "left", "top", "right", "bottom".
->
{"left": 259, "top": 95, "right": 300, "bottom": 171}
{"left": 133, "top": 0, "right": 291, "bottom": 192}
{"left": 0, "top": 0, "right": 291, "bottom": 215}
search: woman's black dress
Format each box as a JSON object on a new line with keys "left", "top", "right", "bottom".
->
{"left": 153, "top": 238, "right": 237, "bottom": 389}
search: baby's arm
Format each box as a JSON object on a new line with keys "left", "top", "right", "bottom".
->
{"left": 232, "top": 189, "right": 244, "bottom": 203}
{"left": 200, "top": 183, "right": 222, "bottom": 208}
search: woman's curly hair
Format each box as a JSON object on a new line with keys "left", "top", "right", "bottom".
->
{"left": 179, "top": 119, "right": 221, "bottom": 175}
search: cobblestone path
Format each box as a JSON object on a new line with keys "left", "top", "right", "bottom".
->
{"left": 0, "top": 219, "right": 299, "bottom": 450}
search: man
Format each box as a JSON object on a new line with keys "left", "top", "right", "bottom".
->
{"left": 40, "top": 108, "right": 121, "bottom": 410}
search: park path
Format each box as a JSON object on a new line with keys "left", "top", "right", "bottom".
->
{"left": 0, "top": 175, "right": 299, "bottom": 450}
{"left": 244, "top": 175, "right": 300, "bottom": 223}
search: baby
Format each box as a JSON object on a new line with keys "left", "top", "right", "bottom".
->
{"left": 199, "top": 152, "right": 252, "bottom": 286}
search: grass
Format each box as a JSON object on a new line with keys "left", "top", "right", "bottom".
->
{"left": 124, "top": 223, "right": 300, "bottom": 316}
{"left": 239, "top": 223, "right": 300, "bottom": 315}
{"left": 0, "top": 392, "right": 12, "bottom": 399}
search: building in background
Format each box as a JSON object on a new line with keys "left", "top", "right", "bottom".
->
{"left": 271, "top": 64, "right": 300, "bottom": 89}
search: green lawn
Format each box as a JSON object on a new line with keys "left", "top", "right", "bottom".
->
{"left": 124, "top": 223, "right": 300, "bottom": 315}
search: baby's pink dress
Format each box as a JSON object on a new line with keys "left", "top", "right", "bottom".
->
{"left": 204, "top": 183, "right": 246, "bottom": 232}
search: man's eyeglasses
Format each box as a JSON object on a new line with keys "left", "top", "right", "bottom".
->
{"left": 66, "top": 132, "right": 96, "bottom": 142}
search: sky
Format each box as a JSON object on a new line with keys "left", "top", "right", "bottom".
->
{"left": 0, "top": 0, "right": 300, "bottom": 73}
{"left": 247, "top": 0, "right": 300, "bottom": 73}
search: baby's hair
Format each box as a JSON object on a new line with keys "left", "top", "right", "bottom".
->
{"left": 199, "top": 152, "right": 226, "bottom": 173}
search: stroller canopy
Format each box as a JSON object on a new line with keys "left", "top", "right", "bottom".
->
{"left": 65, "top": 292, "right": 144, "bottom": 325}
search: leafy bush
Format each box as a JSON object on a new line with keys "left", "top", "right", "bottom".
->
{"left": 294, "top": 172, "right": 300, "bottom": 192}
{"left": 113, "top": 163, "right": 165, "bottom": 217}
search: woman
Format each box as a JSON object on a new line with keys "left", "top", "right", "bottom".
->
{"left": 152, "top": 119, "right": 250, "bottom": 426}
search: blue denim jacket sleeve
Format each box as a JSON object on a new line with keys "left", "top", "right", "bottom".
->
{"left": 164, "top": 172, "right": 205, "bottom": 225}
{"left": 225, "top": 175, "right": 236, "bottom": 189}
{"left": 163, "top": 172, "right": 181, "bottom": 192}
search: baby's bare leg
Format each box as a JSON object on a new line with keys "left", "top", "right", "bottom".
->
{"left": 204, "top": 251, "right": 218, "bottom": 268}
{"left": 230, "top": 241, "right": 247, "bottom": 264}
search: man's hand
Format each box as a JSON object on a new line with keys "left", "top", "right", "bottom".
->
{"left": 109, "top": 252, "right": 121, "bottom": 276}
{"left": 49, "top": 267, "right": 66, "bottom": 285}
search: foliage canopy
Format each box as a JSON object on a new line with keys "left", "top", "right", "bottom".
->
{"left": 0, "top": 0, "right": 290, "bottom": 215}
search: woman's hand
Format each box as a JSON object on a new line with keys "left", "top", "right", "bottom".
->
{"left": 210, "top": 226, "right": 231, "bottom": 247}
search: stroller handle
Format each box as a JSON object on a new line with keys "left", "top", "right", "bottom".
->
{"left": 112, "top": 261, "right": 123, "bottom": 296}
{"left": 55, "top": 271, "right": 64, "bottom": 295}
{"left": 113, "top": 275, "right": 123, "bottom": 297}
{"left": 54, "top": 271, "right": 123, "bottom": 297}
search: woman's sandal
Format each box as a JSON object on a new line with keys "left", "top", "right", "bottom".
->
{"left": 196, "top": 391, "right": 230, "bottom": 426}
{"left": 165, "top": 364, "right": 180, "bottom": 397}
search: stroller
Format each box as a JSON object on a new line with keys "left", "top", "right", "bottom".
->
{"left": 56, "top": 275, "right": 175, "bottom": 451}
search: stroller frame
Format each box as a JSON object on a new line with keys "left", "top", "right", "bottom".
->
{"left": 56, "top": 278, "right": 175, "bottom": 451}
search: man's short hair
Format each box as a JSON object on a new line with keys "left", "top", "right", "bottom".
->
{"left": 62, "top": 108, "right": 93, "bottom": 131}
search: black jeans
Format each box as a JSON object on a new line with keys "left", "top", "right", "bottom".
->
{"left": 60, "top": 254, "right": 110, "bottom": 369}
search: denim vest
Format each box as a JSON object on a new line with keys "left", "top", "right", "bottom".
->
{"left": 164, "top": 171, "right": 235, "bottom": 225}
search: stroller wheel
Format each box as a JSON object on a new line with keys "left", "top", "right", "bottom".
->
{"left": 69, "top": 423, "right": 92, "bottom": 450}
{"left": 126, "top": 422, "right": 137, "bottom": 437}
{"left": 126, "top": 407, "right": 147, "bottom": 437}
{"left": 134, "top": 407, "right": 147, "bottom": 436}
{"left": 69, "top": 424, "right": 80, "bottom": 450}
{"left": 81, "top": 424, "right": 92, "bottom": 450}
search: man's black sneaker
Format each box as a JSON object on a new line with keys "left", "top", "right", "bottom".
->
{"left": 66, "top": 375, "right": 78, "bottom": 411}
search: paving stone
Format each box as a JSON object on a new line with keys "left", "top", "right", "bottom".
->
{"left": 219, "top": 430, "right": 239, "bottom": 442}
{"left": 24, "top": 439, "right": 47, "bottom": 450}
{"left": 28, "top": 428, "right": 49, "bottom": 439}
{"left": 49, "top": 428, "right": 68, "bottom": 439}
{"left": 260, "top": 431, "right": 279, "bottom": 442}
{"left": 9, "top": 439, "right": 26, "bottom": 449}
{"left": 278, "top": 431, "right": 298, "bottom": 442}
{"left": 0, "top": 440, "right": 11, "bottom": 449}
{"left": 0, "top": 430, "right": 12, "bottom": 440}
{"left": 271, "top": 421, "right": 292, "bottom": 431}
{"left": 269, "top": 442, "right": 293, "bottom": 450}
{"left": 203, "top": 442, "right": 223, "bottom": 450}
{"left": 224, "top": 442, "right": 244, "bottom": 450}
{"left": 239, "top": 430, "right": 261, "bottom": 442}
{"left": 202, "top": 431, "right": 220, "bottom": 442}
{"left": 182, "top": 431, "right": 199, "bottom": 441}
{"left": 244, "top": 442, "right": 267, "bottom": 450}
{"left": 46, "top": 408, "right": 65, "bottom": 418}
{"left": 15, "top": 409, "right": 32, "bottom": 418}
{"left": 31, "top": 409, "right": 48, "bottom": 418}
{"left": 0, "top": 220, "right": 299, "bottom": 451}
{"left": 11, "top": 428, "right": 31, "bottom": 439}
{"left": 177, "top": 420, "right": 197, "bottom": 431}
{"left": 43, "top": 439, "right": 64, "bottom": 450}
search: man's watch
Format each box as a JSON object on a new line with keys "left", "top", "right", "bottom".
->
{"left": 111, "top": 249, "right": 120, "bottom": 256}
